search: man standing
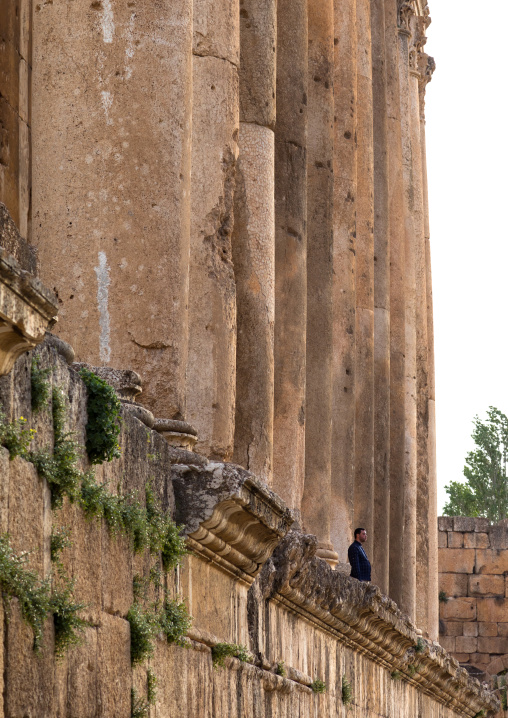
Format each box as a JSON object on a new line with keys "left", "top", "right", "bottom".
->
{"left": 348, "top": 528, "right": 371, "bottom": 582}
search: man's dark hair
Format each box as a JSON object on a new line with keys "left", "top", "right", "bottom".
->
{"left": 354, "top": 527, "right": 366, "bottom": 538}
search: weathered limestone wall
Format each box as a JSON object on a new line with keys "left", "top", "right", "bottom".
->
{"left": 439, "top": 516, "right": 508, "bottom": 677}
{"left": 0, "top": 341, "right": 497, "bottom": 718}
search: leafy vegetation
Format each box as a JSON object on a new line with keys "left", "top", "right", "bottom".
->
{"left": 127, "top": 602, "right": 159, "bottom": 664}
{"left": 391, "top": 670, "right": 401, "bottom": 681}
{"left": 444, "top": 407, "right": 508, "bottom": 521}
{"left": 438, "top": 590, "right": 449, "bottom": 603}
{"left": 31, "top": 358, "right": 51, "bottom": 412}
{"left": 79, "top": 367, "right": 121, "bottom": 464}
{"left": 159, "top": 597, "right": 191, "bottom": 646}
{"left": 0, "top": 534, "right": 86, "bottom": 656}
{"left": 50, "top": 527, "right": 72, "bottom": 567}
{"left": 275, "top": 661, "right": 286, "bottom": 677}
{"left": 415, "top": 637, "right": 425, "bottom": 654}
{"left": 0, "top": 412, "right": 36, "bottom": 460}
{"left": 211, "top": 642, "right": 250, "bottom": 668}
{"left": 311, "top": 678, "right": 327, "bottom": 695}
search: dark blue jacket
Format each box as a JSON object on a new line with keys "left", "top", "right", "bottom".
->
{"left": 348, "top": 540, "right": 371, "bottom": 582}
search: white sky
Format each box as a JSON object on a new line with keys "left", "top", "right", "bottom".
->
{"left": 425, "top": 1, "right": 508, "bottom": 513}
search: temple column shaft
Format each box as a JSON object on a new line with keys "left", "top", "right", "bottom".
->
{"left": 272, "top": 0, "right": 308, "bottom": 517}
{"left": 420, "top": 50, "right": 438, "bottom": 641}
{"left": 397, "top": 12, "right": 417, "bottom": 622}
{"left": 371, "top": 0, "right": 390, "bottom": 594}
{"left": 385, "top": 0, "right": 406, "bottom": 609}
{"left": 232, "top": 0, "right": 276, "bottom": 483}
{"left": 408, "top": 17, "right": 430, "bottom": 635}
{"left": 353, "top": 0, "right": 375, "bottom": 540}
{"left": 331, "top": 0, "right": 357, "bottom": 561}
{"left": 302, "top": 0, "right": 337, "bottom": 566}
{"left": 32, "top": 0, "right": 193, "bottom": 419}
{"left": 187, "top": 1, "right": 240, "bottom": 459}
{"left": 0, "top": 0, "right": 31, "bottom": 238}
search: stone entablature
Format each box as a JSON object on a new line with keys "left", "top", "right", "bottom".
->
{"left": 439, "top": 516, "right": 508, "bottom": 678}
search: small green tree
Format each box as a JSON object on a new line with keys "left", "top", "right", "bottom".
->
{"left": 443, "top": 407, "right": 508, "bottom": 521}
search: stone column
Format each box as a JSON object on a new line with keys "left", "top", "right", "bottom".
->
{"left": 232, "top": 0, "right": 276, "bottom": 484}
{"left": 353, "top": 0, "right": 375, "bottom": 541}
{"left": 272, "top": 0, "right": 308, "bottom": 517}
{"left": 409, "top": 15, "right": 430, "bottom": 635}
{"left": 385, "top": 0, "right": 406, "bottom": 610}
{"left": 397, "top": 0, "right": 417, "bottom": 622}
{"left": 302, "top": 0, "right": 338, "bottom": 567}
{"left": 186, "top": 0, "right": 240, "bottom": 460}
{"left": 331, "top": 0, "right": 357, "bottom": 562}
{"left": 0, "top": 0, "right": 31, "bottom": 238}
{"left": 420, "top": 45, "right": 438, "bottom": 641}
{"left": 32, "top": 0, "right": 193, "bottom": 421}
{"left": 371, "top": 0, "right": 390, "bottom": 594}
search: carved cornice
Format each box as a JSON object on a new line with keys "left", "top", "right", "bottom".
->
{"left": 171, "top": 460, "right": 294, "bottom": 578}
{"left": 409, "top": 15, "right": 428, "bottom": 74}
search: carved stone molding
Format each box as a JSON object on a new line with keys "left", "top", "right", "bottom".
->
{"left": 409, "top": 16, "right": 428, "bottom": 74}
{"left": 248, "top": 531, "right": 499, "bottom": 716}
{"left": 0, "top": 248, "right": 58, "bottom": 375}
{"left": 397, "top": 0, "right": 416, "bottom": 33}
{"left": 418, "top": 53, "right": 436, "bottom": 118}
{"left": 171, "top": 460, "right": 294, "bottom": 579}
{"left": 154, "top": 418, "right": 198, "bottom": 450}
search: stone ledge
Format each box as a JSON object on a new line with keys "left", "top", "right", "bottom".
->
{"left": 171, "top": 461, "right": 294, "bottom": 578}
{"left": 174, "top": 480, "right": 499, "bottom": 716}
{"left": 0, "top": 247, "right": 58, "bottom": 375}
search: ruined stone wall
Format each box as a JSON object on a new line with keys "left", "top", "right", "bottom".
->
{"left": 0, "top": 0, "right": 438, "bottom": 638}
{"left": 0, "top": 343, "right": 497, "bottom": 717}
{"left": 439, "top": 516, "right": 508, "bottom": 678}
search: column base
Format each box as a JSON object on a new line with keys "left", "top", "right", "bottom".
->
{"left": 316, "top": 542, "right": 339, "bottom": 569}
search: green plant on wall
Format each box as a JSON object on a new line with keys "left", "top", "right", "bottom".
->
{"left": 311, "top": 678, "right": 327, "bottom": 694}
{"left": 341, "top": 675, "right": 352, "bottom": 703}
{"left": 0, "top": 411, "right": 36, "bottom": 460}
{"left": 79, "top": 367, "right": 121, "bottom": 464}
{"left": 211, "top": 642, "right": 250, "bottom": 669}
{"left": 31, "top": 357, "right": 51, "bottom": 412}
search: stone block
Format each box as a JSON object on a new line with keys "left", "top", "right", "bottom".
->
{"left": 464, "top": 532, "right": 490, "bottom": 549}
{"left": 444, "top": 622, "right": 463, "bottom": 637}
{"left": 448, "top": 531, "right": 463, "bottom": 548}
{"left": 456, "top": 635, "right": 477, "bottom": 653}
{"left": 5, "top": 601, "right": 55, "bottom": 717}
{"left": 488, "top": 525, "right": 508, "bottom": 550}
{"left": 454, "top": 517, "right": 475, "bottom": 532}
{"left": 498, "top": 623, "right": 508, "bottom": 636}
{"left": 470, "top": 653, "right": 491, "bottom": 666}
{"left": 438, "top": 516, "right": 453, "bottom": 532}
{"left": 452, "top": 653, "right": 470, "bottom": 663}
{"left": 438, "top": 548, "right": 475, "bottom": 574}
{"left": 486, "top": 657, "right": 505, "bottom": 675}
{"left": 439, "top": 573, "right": 468, "bottom": 597}
{"left": 477, "top": 598, "right": 508, "bottom": 623}
{"left": 438, "top": 531, "right": 447, "bottom": 548}
{"left": 97, "top": 613, "right": 131, "bottom": 717}
{"left": 57, "top": 627, "right": 99, "bottom": 718}
{"left": 478, "top": 636, "right": 508, "bottom": 654}
{"left": 475, "top": 549, "right": 508, "bottom": 575}
{"left": 479, "top": 622, "right": 498, "bottom": 637}
{"left": 101, "top": 525, "right": 132, "bottom": 617}
{"left": 439, "top": 635, "right": 455, "bottom": 653}
{"left": 475, "top": 518, "right": 491, "bottom": 532}
{"left": 442, "top": 597, "right": 477, "bottom": 621}
{"left": 8, "top": 457, "right": 45, "bottom": 574}
{"left": 463, "top": 622, "right": 479, "bottom": 637}
{"left": 469, "top": 575, "right": 505, "bottom": 596}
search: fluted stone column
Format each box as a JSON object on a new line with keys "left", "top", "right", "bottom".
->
{"left": 420, "top": 46, "right": 438, "bottom": 641}
{"left": 331, "top": 0, "right": 357, "bottom": 562}
{"left": 0, "top": 0, "right": 31, "bottom": 238}
{"left": 32, "top": 0, "right": 193, "bottom": 421}
{"left": 232, "top": 0, "right": 276, "bottom": 483}
{"left": 385, "top": 0, "right": 406, "bottom": 610}
{"left": 371, "top": 0, "right": 390, "bottom": 594}
{"left": 397, "top": 0, "right": 417, "bottom": 621}
{"left": 302, "top": 0, "right": 337, "bottom": 567}
{"left": 353, "top": 0, "right": 375, "bottom": 541}
{"left": 408, "top": 15, "right": 430, "bottom": 635}
{"left": 187, "top": 1, "right": 240, "bottom": 460}
{"left": 272, "top": 0, "right": 308, "bottom": 517}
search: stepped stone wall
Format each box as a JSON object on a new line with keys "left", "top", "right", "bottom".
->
{"left": 0, "top": 339, "right": 497, "bottom": 716}
{"left": 439, "top": 516, "right": 508, "bottom": 682}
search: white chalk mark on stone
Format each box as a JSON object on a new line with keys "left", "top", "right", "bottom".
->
{"left": 101, "top": 0, "right": 115, "bottom": 43}
{"left": 101, "top": 90, "right": 113, "bottom": 125}
{"left": 95, "top": 251, "right": 111, "bottom": 363}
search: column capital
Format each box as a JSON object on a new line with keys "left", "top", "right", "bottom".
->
{"left": 397, "top": 0, "right": 416, "bottom": 34}
{"left": 409, "top": 15, "right": 428, "bottom": 76}
{"left": 418, "top": 53, "right": 436, "bottom": 118}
